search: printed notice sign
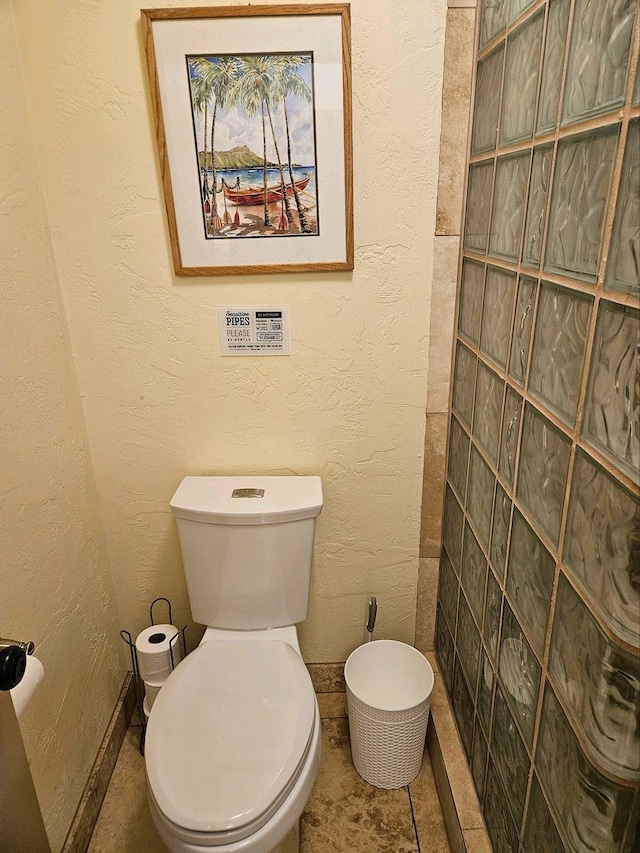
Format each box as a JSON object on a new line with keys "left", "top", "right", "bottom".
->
{"left": 218, "top": 306, "right": 291, "bottom": 356}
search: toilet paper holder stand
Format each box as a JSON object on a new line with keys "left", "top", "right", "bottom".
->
{"left": 120, "top": 598, "right": 187, "bottom": 755}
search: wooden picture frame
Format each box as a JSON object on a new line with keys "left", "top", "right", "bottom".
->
{"left": 141, "top": 4, "right": 353, "bottom": 276}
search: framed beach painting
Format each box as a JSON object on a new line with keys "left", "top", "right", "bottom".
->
{"left": 141, "top": 4, "right": 353, "bottom": 276}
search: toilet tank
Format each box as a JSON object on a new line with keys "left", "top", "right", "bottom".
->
{"left": 170, "top": 476, "right": 323, "bottom": 630}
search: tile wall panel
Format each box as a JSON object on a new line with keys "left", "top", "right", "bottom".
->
{"left": 436, "top": 4, "right": 640, "bottom": 847}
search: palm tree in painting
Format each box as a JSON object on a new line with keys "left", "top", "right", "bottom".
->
{"left": 235, "top": 55, "right": 277, "bottom": 228}
{"left": 189, "top": 72, "right": 211, "bottom": 213}
{"left": 191, "top": 56, "right": 239, "bottom": 233}
{"left": 237, "top": 55, "right": 296, "bottom": 230}
{"left": 271, "top": 55, "right": 313, "bottom": 234}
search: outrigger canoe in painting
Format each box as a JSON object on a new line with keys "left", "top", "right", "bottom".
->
{"left": 222, "top": 173, "right": 312, "bottom": 206}
{"left": 187, "top": 52, "right": 319, "bottom": 239}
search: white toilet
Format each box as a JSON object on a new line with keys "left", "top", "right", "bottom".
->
{"left": 145, "top": 476, "right": 323, "bottom": 853}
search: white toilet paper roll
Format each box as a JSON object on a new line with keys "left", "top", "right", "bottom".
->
{"left": 144, "top": 681, "right": 162, "bottom": 709}
{"left": 10, "top": 656, "right": 45, "bottom": 719}
{"left": 135, "top": 624, "right": 182, "bottom": 682}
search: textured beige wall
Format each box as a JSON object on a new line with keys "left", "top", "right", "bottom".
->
{"left": 13, "top": 0, "right": 447, "bottom": 664}
{"left": 0, "top": 4, "right": 125, "bottom": 850}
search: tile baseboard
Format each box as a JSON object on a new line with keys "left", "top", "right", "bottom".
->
{"left": 61, "top": 674, "right": 136, "bottom": 853}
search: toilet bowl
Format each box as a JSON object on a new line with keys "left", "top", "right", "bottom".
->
{"left": 147, "top": 476, "right": 324, "bottom": 853}
{"left": 145, "top": 628, "right": 321, "bottom": 853}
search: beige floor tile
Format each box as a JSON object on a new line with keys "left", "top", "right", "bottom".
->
{"left": 317, "top": 691, "right": 347, "bottom": 719}
{"left": 87, "top": 727, "right": 168, "bottom": 853}
{"left": 301, "top": 718, "right": 419, "bottom": 853}
{"left": 409, "top": 747, "right": 454, "bottom": 853}
{"left": 88, "top": 718, "right": 450, "bottom": 853}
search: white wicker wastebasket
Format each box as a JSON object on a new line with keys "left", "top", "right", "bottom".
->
{"left": 344, "top": 640, "right": 434, "bottom": 789}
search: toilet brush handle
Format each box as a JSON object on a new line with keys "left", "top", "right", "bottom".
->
{"left": 366, "top": 597, "right": 377, "bottom": 637}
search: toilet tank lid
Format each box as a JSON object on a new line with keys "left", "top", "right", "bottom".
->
{"left": 170, "top": 476, "right": 323, "bottom": 524}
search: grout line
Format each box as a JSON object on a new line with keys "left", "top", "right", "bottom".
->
{"left": 407, "top": 784, "right": 422, "bottom": 853}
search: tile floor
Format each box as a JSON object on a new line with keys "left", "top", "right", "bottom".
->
{"left": 87, "top": 708, "right": 451, "bottom": 853}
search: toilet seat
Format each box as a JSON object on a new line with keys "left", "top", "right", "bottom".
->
{"left": 145, "top": 639, "right": 316, "bottom": 846}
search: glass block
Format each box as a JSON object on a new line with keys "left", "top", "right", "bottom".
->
{"left": 500, "top": 11, "right": 544, "bottom": 146}
{"left": 471, "top": 719, "right": 488, "bottom": 801}
{"left": 522, "top": 146, "right": 552, "bottom": 268}
{"left": 477, "top": 650, "right": 495, "bottom": 735}
{"left": 479, "top": 0, "right": 509, "bottom": 50}
{"left": 458, "top": 259, "right": 485, "bottom": 344}
{"left": 545, "top": 126, "right": 619, "bottom": 282}
{"left": 498, "top": 386, "right": 522, "bottom": 488}
{"left": 467, "top": 444, "right": 495, "bottom": 550}
{"left": 537, "top": 684, "right": 636, "bottom": 853}
{"left": 471, "top": 45, "right": 504, "bottom": 154}
{"left": 499, "top": 601, "right": 541, "bottom": 747}
{"left": 464, "top": 160, "right": 495, "bottom": 253}
{"left": 480, "top": 266, "right": 516, "bottom": 370}
{"left": 490, "top": 482, "right": 511, "bottom": 577}
{"left": 452, "top": 342, "right": 477, "bottom": 429}
{"left": 510, "top": 0, "right": 536, "bottom": 22}
{"left": 489, "top": 153, "right": 530, "bottom": 261}
{"left": 509, "top": 275, "right": 538, "bottom": 384}
{"left": 506, "top": 508, "right": 555, "bottom": 656}
{"left": 448, "top": 415, "right": 470, "bottom": 502}
{"left": 606, "top": 119, "right": 640, "bottom": 297}
{"left": 457, "top": 591, "right": 481, "bottom": 696}
{"left": 473, "top": 362, "right": 504, "bottom": 463}
{"left": 583, "top": 301, "right": 640, "bottom": 483}
{"left": 523, "top": 775, "right": 567, "bottom": 853}
{"left": 442, "top": 484, "right": 464, "bottom": 571}
{"left": 529, "top": 283, "right": 593, "bottom": 426}
{"left": 536, "top": 0, "right": 571, "bottom": 133}
{"left": 483, "top": 567, "right": 503, "bottom": 662}
{"left": 563, "top": 0, "right": 636, "bottom": 126}
{"left": 461, "top": 522, "right": 488, "bottom": 625}
{"left": 436, "top": 605, "right": 455, "bottom": 694}
{"left": 634, "top": 58, "right": 640, "bottom": 106}
{"left": 549, "top": 573, "right": 640, "bottom": 780}
{"left": 564, "top": 448, "right": 640, "bottom": 647}
{"left": 438, "top": 548, "right": 460, "bottom": 634}
{"left": 483, "top": 759, "right": 519, "bottom": 853}
{"left": 517, "top": 403, "right": 571, "bottom": 546}
{"left": 452, "top": 657, "right": 475, "bottom": 759}
{"left": 491, "top": 684, "right": 530, "bottom": 827}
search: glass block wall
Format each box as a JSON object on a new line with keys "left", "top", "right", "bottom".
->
{"left": 435, "top": 1, "right": 640, "bottom": 851}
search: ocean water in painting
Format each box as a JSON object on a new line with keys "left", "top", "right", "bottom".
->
{"left": 187, "top": 53, "right": 319, "bottom": 239}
